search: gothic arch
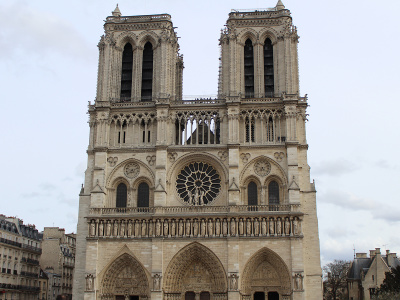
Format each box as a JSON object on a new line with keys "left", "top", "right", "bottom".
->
{"left": 239, "top": 155, "right": 288, "bottom": 187}
{"left": 241, "top": 247, "right": 291, "bottom": 296}
{"left": 241, "top": 175, "right": 262, "bottom": 205}
{"left": 106, "top": 158, "right": 155, "bottom": 188}
{"left": 138, "top": 31, "right": 159, "bottom": 49}
{"left": 99, "top": 250, "right": 150, "bottom": 299}
{"left": 116, "top": 32, "right": 138, "bottom": 48}
{"left": 163, "top": 242, "right": 228, "bottom": 295}
{"left": 237, "top": 29, "right": 258, "bottom": 45}
{"left": 259, "top": 28, "right": 279, "bottom": 45}
{"left": 132, "top": 176, "right": 154, "bottom": 207}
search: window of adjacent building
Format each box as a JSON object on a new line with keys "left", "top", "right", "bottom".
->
{"left": 244, "top": 39, "right": 254, "bottom": 98}
{"left": 268, "top": 181, "right": 279, "bottom": 205}
{"left": 141, "top": 42, "right": 153, "bottom": 102}
{"left": 137, "top": 182, "right": 150, "bottom": 207}
{"left": 248, "top": 181, "right": 258, "bottom": 206}
{"left": 116, "top": 183, "right": 127, "bottom": 208}
{"left": 264, "top": 38, "right": 274, "bottom": 97}
{"left": 120, "top": 43, "right": 133, "bottom": 101}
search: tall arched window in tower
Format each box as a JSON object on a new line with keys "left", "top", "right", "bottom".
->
{"left": 116, "top": 183, "right": 127, "bottom": 208}
{"left": 248, "top": 181, "right": 258, "bottom": 206}
{"left": 244, "top": 39, "right": 254, "bottom": 98}
{"left": 268, "top": 181, "right": 279, "bottom": 206}
{"left": 120, "top": 43, "right": 133, "bottom": 101}
{"left": 264, "top": 38, "right": 274, "bottom": 97}
{"left": 141, "top": 42, "right": 153, "bottom": 101}
{"left": 137, "top": 182, "right": 150, "bottom": 207}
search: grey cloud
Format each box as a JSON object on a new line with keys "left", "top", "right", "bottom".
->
{"left": 0, "top": 3, "right": 92, "bottom": 60}
{"left": 320, "top": 190, "right": 400, "bottom": 223}
{"left": 312, "top": 159, "right": 358, "bottom": 176}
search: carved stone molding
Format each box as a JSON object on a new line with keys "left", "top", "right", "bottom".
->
{"left": 274, "top": 152, "right": 285, "bottom": 162}
{"left": 107, "top": 157, "right": 118, "bottom": 167}
{"left": 146, "top": 155, "right": 156, "bottom": 166}
{"left": 240, "top": 153, "right": 251, "bottom": 163}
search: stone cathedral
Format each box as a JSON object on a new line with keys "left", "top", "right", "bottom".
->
{"left": 73, "top": 2, "right": 323, "bottom": 300}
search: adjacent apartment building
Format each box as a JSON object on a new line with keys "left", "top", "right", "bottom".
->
{"left": 0, "top": 215, "right": 42, "bottom": 300}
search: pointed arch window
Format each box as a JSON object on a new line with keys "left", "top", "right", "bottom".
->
{"left": 268, "top": 181, "right": 279, "bottom": 206}
{"left": 137, "top": 182, "right": 149, "bottom": 208}
{"left": 264, "top": 38, "right": 274, "bottom": 97}
{"left": 248, "top": 181, "right": 258, "bottom": 206}
{"left": 120, "top": 43, "right": 133, "bottom": 101}
{"left": 141, "top": 42, "right": 153, "bottom": 102}
{"left": 244, "top": 39, "right": 254, "bottom": 98}
{"left": 116, "top": 183, "right": 127, "bottom": 208}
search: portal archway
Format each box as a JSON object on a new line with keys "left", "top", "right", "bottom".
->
{"left": 241, "top": 248, "right": 291, "bottom": 299}
{"left": 164, "top": 242, "right": 227, "bottom": 300}
{"left": 100, "top": 253, "right": 150, "bottom": 300}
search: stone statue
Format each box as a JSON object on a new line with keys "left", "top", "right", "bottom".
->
{"left": 269, "top": 218, "right": 274, "bottom": 235}
{"left": 153, "top": 274, "right": 161, "bottom": 291}
{"left": 106, "top": 222, "right": 112, "bottom": 236}
{"left": 156, "top": 220, "right": 161, "bottom": 236}
{"left": 120, "top": 221, "right": 125, "bottom": 236}
{"left": 193, "top": 220, "right": 199, "bottom": 236}
{"left": 194, "top": 189, "right": 199, "bottom": 205}
{"left": 141, "top": 220, "right": 147, "bottom": 237}
{"left": 148, "top": 220, "right": 153, "bottom": 237}
{"left": 277, "top": 218, "right": 282, "bottom": 235}
{"left": 86, "top": 275, "right": 94, "bottom": 291}
{"left": 254, "top": 218, "right": 259, "bottom": 235}
{"left": 230, "top": 274, "right": 238, "bottom": 290}
{"left": 113, "top": 222, "right": 118, "bottom": 236}
{"left": 238, "top": 219, "right": 244, "bottom": 235}
{"left": 201, "top": 219, "right": 206, "bottom": 236}
{"left": 230, "top": 219, "right": 236, "bottom": 236}
{"left": 90, "top": 222, "right": 96, "bottom": 237}
{"left": 127, "top": 222, "right": 133, "bottom": 237}
{"left": 222, "top": 219, "right": 228, "bottom": 236}
{"left": 200, "top": 190, "right": 205, "bottom": 205}
{"left": 99, "top": 222, "right": 104, "bottom": 236}
{"left": 246, "top": 219, "right": 252, "bottom": 235}
{"left": 295, "top": 273, "right": 303, "bottom": 290}
{"left": 134, "top": 221, "right": 140, "bottom": 237}
{"left": 207, "top": 219, "right": 213, "bottom": 236}
{"left": 215, "top": 219, "right": 221, "bottom": 236}
{"left": 285, "top": 218, "right": 290, "bottom": 235}
{"left": 262, "top": 219, "right": 267, "bottom": 235}
{"left": 187, "top": 190, "right": 193, "bottom": 206}
{"left": 178, "top": 220, "right": 183, "bottom": 236}
{"left": 171, "top": 220, "right": 176, "bottom": 236}
{"left": 186, "top": 219, "right": 191, "bottom": 236}
{"left": 293, "top": 218, "right": 299, "bottom": 235}
{"left": 163, "top": 220, "right": 169, "bottom": 236}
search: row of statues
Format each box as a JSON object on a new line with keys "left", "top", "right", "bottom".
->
{"left": 89, "top": 216, "right": 301, "bottom": 238}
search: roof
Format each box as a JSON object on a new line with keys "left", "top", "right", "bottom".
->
{"left": 348, "top": 258, "right": 372, "bottom": 280}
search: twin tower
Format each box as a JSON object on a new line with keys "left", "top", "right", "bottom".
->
{"left": 73, "top": 2, "right": 323, "bottom": 300}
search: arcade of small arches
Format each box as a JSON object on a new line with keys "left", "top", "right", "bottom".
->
{"left": 91, "top": 243, "right": 295, "bottom": 300}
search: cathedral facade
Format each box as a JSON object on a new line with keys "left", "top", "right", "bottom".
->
{"left": 73, "top": 2, "right": 323, "bottom": 300}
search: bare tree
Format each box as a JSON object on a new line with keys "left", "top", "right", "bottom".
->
{"left": 323, "top": 260, "right": 351, "bottom": 300}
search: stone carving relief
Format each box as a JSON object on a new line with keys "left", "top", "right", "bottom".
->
{"left": 274, "top": 152, "right": 285, "bottom": 162}
{"left": 146, "top": 155, "right": 156, "bottom": 166}
{"left": 107, "top": 157, "right": 118, "bottom": 167}
{"left": 218, "top": 151, "right": 228, "bottom": 161}
{"left": 152, "top": 273, "right": 161, "bottom": 291}
{"left": 240, "top": 153, "right": 251, "bottom": 163}
{"left": 124, "top": 162, "right": 140, "bottom": 178}
{"left": 85, "top": 274, "right": 95, "bottom": 291}
{"left": 254, "top": 159, "right": 271, "bottom": 177}
{"left": 168, "top": 152, "right": 178, "bottom": 162}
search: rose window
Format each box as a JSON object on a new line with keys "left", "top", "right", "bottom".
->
{"left": 176, "top": 162, "right": 221, "bottom": 205}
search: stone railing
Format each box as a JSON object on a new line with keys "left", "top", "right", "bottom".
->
{"left": 87, "top": 214, "right": 302, "bottom": 239}
{"left": 89, "top": 204, "right": 300, "bottom": 216}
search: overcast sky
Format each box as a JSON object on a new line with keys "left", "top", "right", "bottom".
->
{"left": 0, "top": 0, "right": 399, "bottom": 266}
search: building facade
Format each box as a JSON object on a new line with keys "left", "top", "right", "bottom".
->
{"left": 40, "top": 228, "right": 76, "bottom": 300}
{"left": 0, "top": 215, "right": 42, "bottom": 300}
{"left": 73, "top": 2, "right": 323, "bottom": 300}
{"left": 347, "top": 248, "right": 400, "bottom": 300}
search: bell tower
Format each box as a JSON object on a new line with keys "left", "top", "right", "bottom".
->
{"left": 73, "top": 2, "right": 323, "bottom": 300}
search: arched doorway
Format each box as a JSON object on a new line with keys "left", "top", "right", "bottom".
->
{"left": 241, "top": 248, "right": 291, "bottom": 299}
{"left": 100, "top": 253, "right": 150, "bottom": 300}
{"left": 164, "top": 242, "right": 228, "bottom": 300}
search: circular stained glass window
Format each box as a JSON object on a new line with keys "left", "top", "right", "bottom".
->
{"left": 176, "top": 162, "right": 221, "bottom": 205}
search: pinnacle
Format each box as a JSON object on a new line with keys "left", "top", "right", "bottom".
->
{"left": 112, "top": 4, "right": 122, "bottom": 17}
{"left": 276, "top": 0, "right": 285, "bottom": 10}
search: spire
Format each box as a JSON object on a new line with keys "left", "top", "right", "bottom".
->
{"left": 275, "top": 0, "right": 285, "bottom": 10}
{"left": 112, "top": 4, "right": 121, "bottom": 17}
